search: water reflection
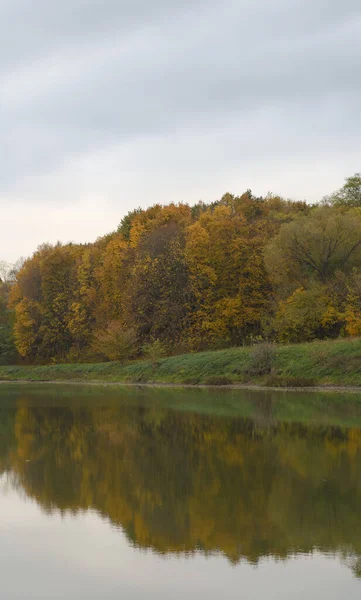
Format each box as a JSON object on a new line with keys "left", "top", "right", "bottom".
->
{"left": 1, "top": 386, "right": 361, "bottom": 578}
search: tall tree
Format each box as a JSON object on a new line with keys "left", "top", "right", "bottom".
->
{"left": 0, "top": 282, "right": 17, "bottom": 364}
{"left": 125, "top": 221, "right": 194, "bottom": 350}
{"left": 326, "top": 172, "right": 361, "bottom": 208}
{"left": 265, "top": 207, "right": 361, "bottom": 290}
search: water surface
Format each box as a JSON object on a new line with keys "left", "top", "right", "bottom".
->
{"left": 1, "top": 384, "right": 361, "bottom": 598}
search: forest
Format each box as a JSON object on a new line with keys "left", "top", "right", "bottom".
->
{"left": 1, "top": 172, "right": 361, "bottom": 365}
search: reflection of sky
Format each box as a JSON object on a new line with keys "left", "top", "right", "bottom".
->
{"left": 0, "top": 476, "right": 360, "bottom": 600}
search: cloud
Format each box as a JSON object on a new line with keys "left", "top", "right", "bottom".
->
{"left": 0, "top": 0, "right": 360, "bottom": 260}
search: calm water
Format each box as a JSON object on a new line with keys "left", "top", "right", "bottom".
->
{"left": 1, "top": 384, "right": 361, "bottom": 599}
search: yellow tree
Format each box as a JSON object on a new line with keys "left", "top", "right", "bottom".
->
{"left": 185, "top": 203, "right": 272, "bottom": 348}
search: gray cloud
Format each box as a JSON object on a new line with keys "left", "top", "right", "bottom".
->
{"left": 0, "top": 0, "right": 202, "bottom": 73}
{"left": 0, "top": 0, "right": 360, "bottom": 259}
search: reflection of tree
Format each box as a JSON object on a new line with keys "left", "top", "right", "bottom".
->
{"left": 0, "top": 407, "right": 16, "bottom": 473}
{"left": 3, "top": 402, "right": 361, "bottom": 573}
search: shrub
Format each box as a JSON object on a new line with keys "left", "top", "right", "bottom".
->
{"left": 204, "top": 375, "right": 233, "bottom": 386}
{"left": 142, "top": 339, "right": 166, "bottom": 368}
{"left": 93, "top": 322, "right": 137, "bottom": 363}
{"left": 246, "top": 344, "right": 275, "bottom": 376}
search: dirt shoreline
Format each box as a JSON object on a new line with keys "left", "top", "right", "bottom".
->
{"left": 1, "top": 379, "right": 361, "bottom": 394}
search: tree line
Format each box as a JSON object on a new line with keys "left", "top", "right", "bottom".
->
{"left": 1, "top": 172, "right": 361, "bottom": 364}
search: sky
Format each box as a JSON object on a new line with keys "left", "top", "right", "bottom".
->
{"left": 1, "top": 0, "right": 361, "bottom": 262}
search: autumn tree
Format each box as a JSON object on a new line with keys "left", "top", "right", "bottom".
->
{"left": 271, "top": 284, "right": 343, "bottom": 343}
{"left": 94, "top": 236, "right": 132, "bottom": 326}
{"left": 10, "top": 252, "right": 44, "bottom": 359}
{"left": 0, "top": 282, "right": 17, "bottom": 364}
{"left": 124, "top": 220, "right": 194, "bottom": 350}
{"left": 265, "top": 206, "right": 361, "bottom": 341}
{"left": 10, "top": 244, "right": 82, "bottom": 361}
{"left": 9, "top": 175, "right": 361, "bottom": 362}
{"left": 344, "top": 270, "right": 361, "bottom": 336}
{"left": 93, "top": 322, "right": 137, "bottom": 363}
{"left": 185, "top": 200, "right": 273, "bottom": 348}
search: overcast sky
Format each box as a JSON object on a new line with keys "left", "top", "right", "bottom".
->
{"left": 1, "top": 0, "right": 360, "bottom": 262}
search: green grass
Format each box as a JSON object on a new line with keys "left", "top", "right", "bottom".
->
{"left": 1, "top": 337, "right": 361, "bottom": 387}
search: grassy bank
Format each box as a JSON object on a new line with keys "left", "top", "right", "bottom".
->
{"left": 1, "top": 337, "right": 361, "bottom": 388}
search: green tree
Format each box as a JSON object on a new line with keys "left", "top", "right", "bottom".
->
{"left": 142, "top": 339, "right": 166, "bottom": 368}
{"left": 271, "top": 284, "right": 343, "bottom": 342}
{"left": 326, "top": 172, "right": 361, "bottom": 208}
{"left": 93, "top": 322, "right": 137, "bottom": 363}
{"left": 265, "top": 207, "right": 361, "bottom": 289}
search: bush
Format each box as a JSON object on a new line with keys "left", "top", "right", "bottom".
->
{"left": 142, "top": 339, "right": 166, "bottom": 368}
{"left": 93, "top": 323, "right": 137, "bottom": 363}
{"left": 264, "top": 375, "right": 316, "bottom": 388}
{"left": 246, "top": 344, "right": 275, "bottom": 376}
{"left": 204, "top": 375, "right": 233, "bottom": 386}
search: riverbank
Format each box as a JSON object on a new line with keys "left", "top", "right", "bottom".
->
{"left": 2, "top": 380, "right": 361, "bottom": 396}
{"left": 1, "top": 337, "right": 361, "bottom": 389}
